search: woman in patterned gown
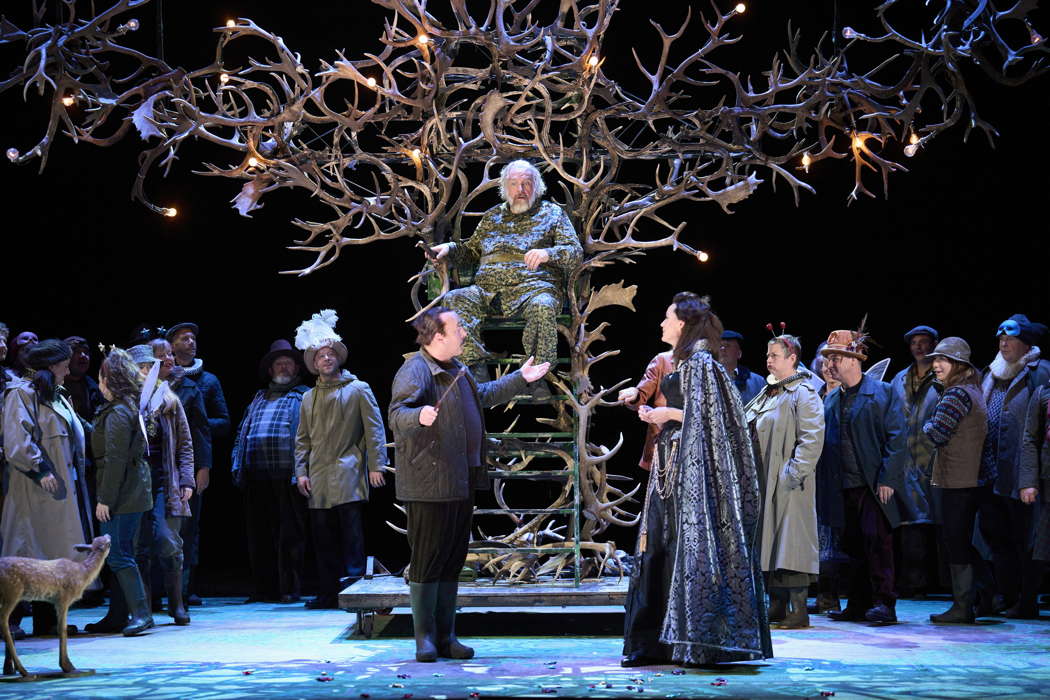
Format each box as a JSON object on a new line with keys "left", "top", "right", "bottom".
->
{"left": 622, "top": 292, "right": 772, "bottom": 667}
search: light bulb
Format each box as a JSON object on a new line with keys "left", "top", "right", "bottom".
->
{"left": 801, "top": 152, "right": 812, "bottom": 171}
{"left": 126, "top": 18, "right": 139, "bottom": 31}
{"left": 418, "top": 34, "right": 429, "bottom": 45}
{"left": 587, "top": 55, "right": 599, "bottom": 68}
{"left": 909, "top": 132, "right": 919, "bottom": 145}
{"left": 904, "top": 144, "right": 918, "bottom": 158}
{"left": 843, "top": 26, "right": 856, "bottom": 39}
{"left": 219, "top": 72, "right": 230, "bottom": 84}
{"left": 366, "top": 77, "right": 377, "bottom": 88}
{"left": 248, "top": 157, "right": 259, "bottom": 168}
{"left": 61, "top": 95, "right": 75, "bottom": 107}
{"left": 163, "top": 207, "right": 177, "bottom": 218}
{"left": 734, "top": 3, "right": 746, "bottom": 13}
{"left": 6, "top": 148, "right": 19, "bottom": 161}
{"left": 852, "top": 135, "right": 864, "bottom": 149}
{"left": 411, "top": 148, "right": 422, "bottom": 159}
{"left": 697, "top": 251, "right": 710, "bottom": 263}
{"left": 226, "top": 19, "right": 236, "bottom": 28}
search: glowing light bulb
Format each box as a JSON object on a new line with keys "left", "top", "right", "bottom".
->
{"left": 904, "top": 144, "right": 918, "bottom": 158}
{"left": 411, "top": 148, "right": 422, "bottom": 160}
{"left": 366, "top": 77, "right": 377, "bottom": 88}
{"left": 219, "top": 72, "right": 230, "bottom": 84}
{"left": 801, "top": 152, "right": 812, "bottom": 172}
{"left": 248, "top": 157, "right": 259, "bottom": 168}
{"left": 909, "top": 132, "right": 919, "bottom": 145}
{"left": 61, "top": 95, "right": 75, "bottom": 107}
{"left": 697, "top": 251, "right": 710, "bottom": 263}
{"left": 734, "top": 3, "right": 746, "bottom": 14}
{"left": 6, "top": 148, "right": 19, "bottom": 161}
{"left": 163, "top": 207, "right": 178, "bottom": 218}
{"left": 852, "top": 135, "right": 864, "bottom": 149}
{"left": 843, "top": 26, "right": 856, "bottom": 39}
{"left": 418, "top": 34, "right": 429, "bottom": 45}
{"left": 1031, "top": 29, "right": 1044, "bottom": 45}
{"left": 226, "top": 19, "right": 236, "bottom": 28}
{"left": 587, "top": 54, "right": 600, "bottom": 68}
{"left": 126, "top": 18, "right": 139, "bottom": 31}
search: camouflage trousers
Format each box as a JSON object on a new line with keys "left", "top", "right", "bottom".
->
{"left": 444, "top": 278, "right": 561, "bottom": 368}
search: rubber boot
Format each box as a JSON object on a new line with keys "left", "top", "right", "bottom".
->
{"left": 409, "top": 582, "right": 439, "bottom": 662}
{"left": 973, "top": 559, "right": 998, "bottom": 617}
{"left": 164, "top": 569, "right": 191, "bottom": 625}
{"left": 778, "top": 587, "right": 811, "bottom": 629}
{"left": 108, "top": 567, "right": 154, "bottom": 636}
{"left": 1003, "top": 558, "right": 1043, "bottom": 619}
{"left": 767, "top": 587, "right": 787, "bottom": 622}
{"left": 85, "top": 569, "right": 129, "bottom": 633}
{"left": 435, "top": 581, "right": 474, "bottom": 659}
{"left": 930, "top": 564, "right": 976, "bottom": 624}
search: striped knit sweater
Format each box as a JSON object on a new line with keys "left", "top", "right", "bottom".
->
{"left": 922, "top": 386, "right": 972, "bottom": 447}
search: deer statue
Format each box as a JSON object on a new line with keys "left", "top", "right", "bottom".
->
{"left": 0, "top": 534, "right": 111, "bottom": 679}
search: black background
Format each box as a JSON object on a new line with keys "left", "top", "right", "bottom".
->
{"left": 2, "top": 1, "right": 1048, "bottom": 593}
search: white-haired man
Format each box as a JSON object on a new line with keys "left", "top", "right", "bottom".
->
{"left": 429, "top": 160, "right": 582, "bottom": 387}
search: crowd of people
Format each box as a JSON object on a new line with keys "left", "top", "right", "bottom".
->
{"left": 0, "top": 158, "right": 1047, "bottom": 671}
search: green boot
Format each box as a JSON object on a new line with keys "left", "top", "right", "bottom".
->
{"left": 409, "top": 582, "right": 439, "bottom": 662}
{"left": 436, "top": 581, "right": 474, "bottom": 659}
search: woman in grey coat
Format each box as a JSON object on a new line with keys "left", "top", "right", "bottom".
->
{"left": 745, "top": 333, "right": 825, "bottom": 629}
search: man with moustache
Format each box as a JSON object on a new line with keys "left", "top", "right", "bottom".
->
{"left": 232, "top": 340, "right": 311, "bottom": 604}
{"left": 428, "top": 160, "right": 581, "bottom": 388}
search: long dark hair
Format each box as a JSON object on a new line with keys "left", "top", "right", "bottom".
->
{"left": 31, "top": 369, "right": 58, "bottom": 403}
{"left": 672, "top": 292, "right": 723, "bottom": 363}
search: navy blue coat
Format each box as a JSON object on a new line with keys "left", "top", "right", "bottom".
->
{"left": 816, "top": 374, "right": 907, "bottom": 529}
{"left": 171, "top": 376, "right": 212, "bottom": 472}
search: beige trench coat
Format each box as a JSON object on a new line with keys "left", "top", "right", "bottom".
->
{"left": 1, "top": 379, "right": 92, "bottom": 560}
{"left": 745, "top": 374, "right": 825, "bottom": 575}
{"left": 295, "top": 370, "right": 389, "bottom": 509}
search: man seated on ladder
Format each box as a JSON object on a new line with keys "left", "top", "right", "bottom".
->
{"left": 428, "top": 160, "right": 582, "bottom": 398}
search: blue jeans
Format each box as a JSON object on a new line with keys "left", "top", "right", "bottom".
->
{"left": 101, "top": 512, "right": 144, "bottom": 572}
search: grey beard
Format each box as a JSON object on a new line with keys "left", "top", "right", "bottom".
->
{"left": 509, "top": 197, "right": 536, "bottom": 214}
{"left": 272, "top": 374, "right": 294, "bottom": 385}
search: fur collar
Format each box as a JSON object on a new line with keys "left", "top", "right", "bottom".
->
{"left": 988, "top": 346, "right": 1041, "bottom": 381}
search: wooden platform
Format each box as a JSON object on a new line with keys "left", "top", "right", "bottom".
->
{"left": 339, "top": 576, "right": 628, "bottom": 611}
{"left": 340, "top": 576, "right": 629, "bottom": 637}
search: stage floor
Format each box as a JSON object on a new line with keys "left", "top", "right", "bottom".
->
{"left": 1, "top": 597, "right": 1048, "bottom": 698}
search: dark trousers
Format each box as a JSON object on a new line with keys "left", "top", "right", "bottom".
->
{"left": 310, "top": 501, "right": 365, "bottom": 599}
{"left": 405, "top": 499, "right": 473, "bottom": 583}
{"left": 977, "top": 489, "right": 1035, "bottom": 604}
{"left": 938, "top": 487, "right": 982, "bottom": 566}
{"left": 102, "top": 512, "right": 144, "bottom": 572}
{"left": 842, "top": 487, "right": 896, "bottom": 608}
{"left": 244, "top": 477, "right": 307, "bottom": 599}
{"left": 895, "top": 523, "right": 938, "bottom": 593}
{"left": 136, "top": 486, "right": 185, "bottom": 573}
{"left": 181, "top": 490, "right": 202, "bottom": 589}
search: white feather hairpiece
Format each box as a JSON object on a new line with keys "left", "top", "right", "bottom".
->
{"left": 295, "top": 309, "right": 342, "bottom": 351}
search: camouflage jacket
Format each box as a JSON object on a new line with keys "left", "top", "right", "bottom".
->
{"left": 447, "top": 200, "right": 582, "bottom": 287}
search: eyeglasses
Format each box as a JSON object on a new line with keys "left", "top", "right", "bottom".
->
{"left": 997, "top": 320, "right": 1020, "bottom": 337}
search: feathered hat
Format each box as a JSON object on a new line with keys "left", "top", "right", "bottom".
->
{"left": 820, "top": 315, "right": 872, "bottom": 362}
{"left": 295, "top": 309, "right": 348, "bottom": 374}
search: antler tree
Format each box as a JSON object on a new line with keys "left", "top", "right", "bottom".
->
{"left": 3, "top": 0, "right": 1046, "bottom": 580}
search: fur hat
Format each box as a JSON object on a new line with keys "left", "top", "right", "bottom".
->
{"left": 819, "top": 330, "right": 868, "bottom": 361}
{"left": 996, "top": 314, "right": 1047, "bottom": 347}
{"left": 25, "top": 339, "right": 72, "bottom": 370}
{"left": 295, "top": 310, "right": 348, "bottom": 374}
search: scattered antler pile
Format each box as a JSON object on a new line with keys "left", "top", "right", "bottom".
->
{"left": 3, "top": 0, "right": 1045, "bottom": 581}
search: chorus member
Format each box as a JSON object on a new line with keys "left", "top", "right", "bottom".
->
{"left": 978, "top": 314, "right": 1050, "bottom": 618}
{"left": 389, "top": 307, "right": 548, "bottom": 662}
{"left": 86, "top": 349, "right": 155, "bottom": 636}
{"left": 622, "top": 293, "right": 771, "bottom": 667}
{"left": 130, "top": 344, "right": 195, "bottom": 626}
{"left": 294, "top": 311, "right": 388, "bottom": 610}
{"left": 745, "top": 334, "right": 825, "bottom": 629}
{"left": 232, "top": 340, "right": 311, "bottom": 604}
{"left": 1019, "top": 375, "right": 1050, "bottom": 599}
{"left": 921, "top": 338, "right": 987, "bottom": 624}
{"left": 818, "top": 329, "right": 906, "bottom": 624}
{"left": 719, "top": 329, "right": 765, "bottom": 404}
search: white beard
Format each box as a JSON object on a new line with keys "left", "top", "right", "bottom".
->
{"left": 509, "top": 197, "right": 536, "bottom": 214}
{"left": 272, "top": 374, "right": 294, "bottom": 385}
{"left": 988, "top": 345, "right": 1041, "bottom": 380}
